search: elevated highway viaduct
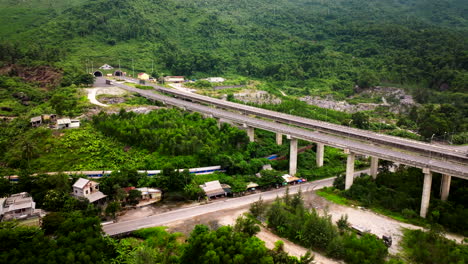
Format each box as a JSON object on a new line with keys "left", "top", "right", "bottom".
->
{"left": 108, "top": 79, "right": 468, "bottom": 218}
{"left": 151, "top": 85, "right": 467, "bottom": 164}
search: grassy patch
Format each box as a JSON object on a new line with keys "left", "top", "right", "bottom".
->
{"left": 18, "top": 217, "right": 41, "bottom": 227}
{"left": 371, "top": 207, "right": 427, "bottom": 227}
{"left": 316, "top": 187, "right": 351, "bottom": 206}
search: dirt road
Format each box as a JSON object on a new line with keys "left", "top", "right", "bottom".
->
{"left": 85, "top": 86, "right": 126, "bottom": 107}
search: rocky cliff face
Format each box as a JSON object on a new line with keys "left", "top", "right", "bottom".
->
{"left": 0, "top": 65, "right": 62, "bottom": 88}
{"left": 300, "top": 87, "right": 416, "bottom": 114}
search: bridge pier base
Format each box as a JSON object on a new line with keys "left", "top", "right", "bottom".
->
{"left": 440, "top": 174, "right": 451, "bottom": 201}
{"left": 420, "top": 169, "right": 432, "bottom": 218}
{"left": 276, "top": 133, "right": 283, "bottom": 145}
{"left": 370, "top": 157, "right": 379, "bottom": 179}
{"left": 289, "top": 137, "right": 298, "bottom": 176}
{"left": 345, "top": 149, "right": 355, "bottom": 190}
{"left": 316, "top": 143, "right": 324, "bottom": 167}
{"left": 246, "top": 126, "right": 255, "bottom": 142}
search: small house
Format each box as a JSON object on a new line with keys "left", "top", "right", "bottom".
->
{"left": 57, "top": 118, "right": 80, "bottom": 129}
{"left": 0, "top": 192, "right": 41, "bottom": 221}
{"left": 137, "top": 187, "right": 162, "bottom": 201}
{"left": 72, "top": 178, "right": 107, "bottom": 204}
{"left": 200, "top": 180, "right": 227, "bottom": 198}
{"left": 163, "top": 76, "right": 185, "bottom": 83}
{"left": 30, "top": 116, "right": 42, "bottom": 127}
{"left": 138, "top": 73, "right": 150, "bottom": 80}
{"left": 123, "top": 187, "right": 162, "bottom": 206}
{"left": 99, "top": 64, "right": 114, "bottom": 70}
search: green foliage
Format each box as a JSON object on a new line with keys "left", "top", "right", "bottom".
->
{"left": 127, "top": 189, "right": 141, "bottom": 205}
{"left": 134, "top": 84, "right": 153, "bottom": 90}
{"left": 336, "top": 214, "right": 350, "bottom": 234}
{"left": 92, "top": 109, "right": 248, "bottom": 159}
{"left": 0, "top": 76, "right": 47, "bottom": 116}
{"left": 0, "top": 212, "right": 115, "bottom": 263}
{"left": 405, "top": 104, "right": 467, "bottom": 141}
{"left": 49, "top": 86, "right": 84, "bottom": 116}
{"left": 265, "top": 190, "right": 388, "bottom": 263}
{"left": 181, "top": 224, "right": 274, "bottom": 264}
{"left": 341, "top": 233, "right": 388, "bottom": 264}
{"left": 270, "top": 240, "right": 315, "bottom": 264}
{"left": 351, "top": 112, "right": 370, "bottom": 129}
{"left": 330, "top": 167, "right": 468, "bottom": 236}
{"left": 250, "top": 197, "right": 267, "bottom": 219}
{"left": 105, "top": 201, "right": 121, "bottom": 219}
{"left": 402, "top": 228, "right": 468, "bottom": 264}
{"left": 233, "top": 214, "right": 261, "bottom": 237}
{"left": 3, "top": 0, "right": 467, "bottom": 101}
{"left": 186, "top": 80, "right": 213, "bottom": 89}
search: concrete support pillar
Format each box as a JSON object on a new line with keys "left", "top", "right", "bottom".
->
{"left": 420, "top": 169, "right": 432, "bottom": 218}
{"left": 316, "top": 143, "right": 324, "bottom": 167}
{"left": 370, "top": 157, "right": 379, "bottom": 179}
{"left": 440, "top": 174, "right": 451, "bottom": 201}
{"left": 276, "top": 133, "right": 283, "bottom": 145}
{"left": 289, "top": 138, "right": 298, "bottom": 176}
{"left": 216, "top": 118, "right": 221, "bottom": 129}
{"left": 345, "top": 149, "right": 355, "bottom": 190}
{"left": 246, "top": 126, "right": 255, "bottom": 142}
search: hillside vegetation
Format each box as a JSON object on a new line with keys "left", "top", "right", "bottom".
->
{"left": 1, "top": 0, "right": 467, "bottom": 93}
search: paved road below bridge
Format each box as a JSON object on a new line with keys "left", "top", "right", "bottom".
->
{"left": 103, "top": 175, "right": 350, "bottom": 236}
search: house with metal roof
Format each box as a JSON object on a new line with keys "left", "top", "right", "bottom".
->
{"left": 30, "top": 116, "right": 42, "bottom": 127}
{"left": 57, "top": 118, "right": 80, "bottom": 129}
{"left": 199, "top": 180, "right": 227, "bottom": 198}
{"left": 72, "top": 178, "right": 107, "bottom": 204}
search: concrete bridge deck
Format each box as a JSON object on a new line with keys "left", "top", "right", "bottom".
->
{"left": 109, "top": 80, "right": 468, "bottom": 180}
{"left": 153, "top": 84, "right": 467, "bottom": 164}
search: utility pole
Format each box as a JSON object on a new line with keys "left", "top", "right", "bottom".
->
{"left": 132, "top": 58, "right": 134, "bottom": 77}
{"left": 151, "top": 60, "right": 154, "bottom": 76}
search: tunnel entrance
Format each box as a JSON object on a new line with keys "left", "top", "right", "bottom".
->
{"left": 114, "top": 70, "right": 123, "bottom": 77}
{"left": 94, "top": 71, "right": 103, "bottom": 77}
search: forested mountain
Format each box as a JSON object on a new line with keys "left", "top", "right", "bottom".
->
{"left": 1, "top": 0, "right": 467, "bottom": 94}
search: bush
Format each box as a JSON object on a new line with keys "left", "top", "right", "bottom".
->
{"left": 452, "top": 132, "right": 468, "bottom": 144}
{"left": 401, "top": 208, "right": 418, "bottom": 219}
{"left": 402, "top": 229, "right": 468, "bottom": 264}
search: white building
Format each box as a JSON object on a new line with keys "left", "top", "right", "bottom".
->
{"left": 204, "top": 77, "right": 225, "bottom": 83}
{"left": 99, "top": 64, "right": 114, "bottom": 70}
{"left": 163, "top": 76, "right": 185, "bottom": 83}
{"left": 57, "top": 118, "right": 80, "bottom": 129}
{"left": 72, "top": 178, "right": 107, "bottom": 203}
{"left": 0, "top": 192, "right": 41, "bottom": 220}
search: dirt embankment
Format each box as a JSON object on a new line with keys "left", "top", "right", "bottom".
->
{"left": 0, "top": 64, "right": 62, "bottom": 88}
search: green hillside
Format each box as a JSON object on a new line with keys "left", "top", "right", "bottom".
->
{"left": 0, "top": 0, "right": 466, "bottom": 95}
